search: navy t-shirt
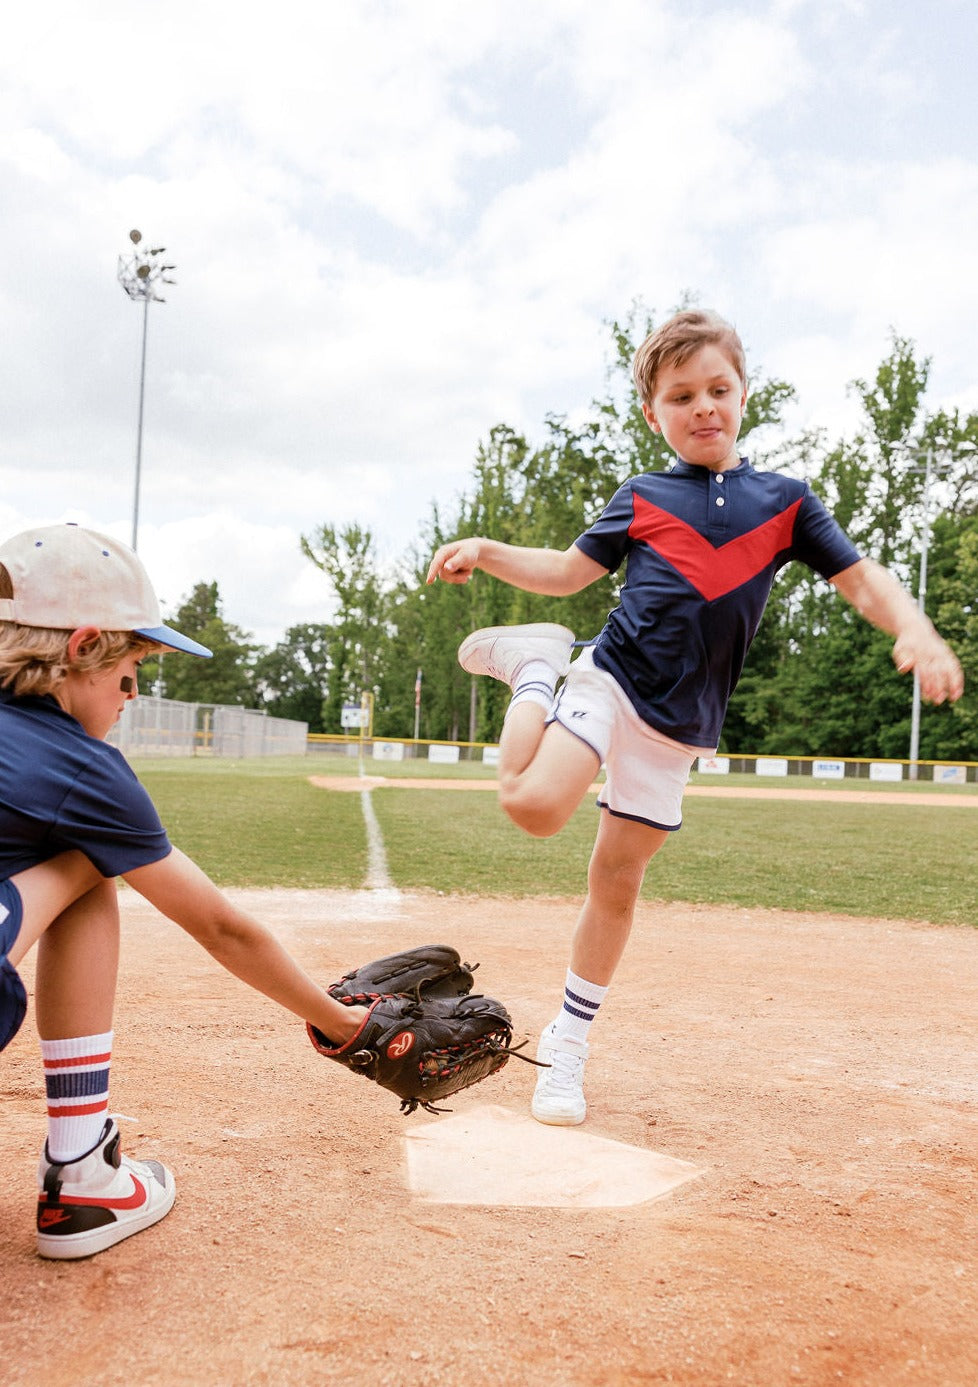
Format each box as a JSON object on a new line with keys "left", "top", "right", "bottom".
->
{"left": 575, "top": 459, "right": 861, "bottom": 747}
{"left": 0, "top": 689, "right": 172, "bottom": 879}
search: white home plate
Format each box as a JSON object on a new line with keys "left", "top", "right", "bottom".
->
{"left": 403, "top": 1105, "right": 704, "bottom": 1208}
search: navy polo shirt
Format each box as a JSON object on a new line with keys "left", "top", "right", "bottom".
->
{"left": 575, "top": 458, "right": 861, "bottom": 746}
{"left": 0, "top": 687, "right": 173, "bottom": 1050}
{"left": 0, "top": 689, "right": 172, "bottom": 879}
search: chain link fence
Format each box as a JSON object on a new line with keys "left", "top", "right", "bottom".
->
{"left": 109, "top": 698, "right": 307, "bottom": 758}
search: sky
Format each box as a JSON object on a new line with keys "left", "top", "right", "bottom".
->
{"left": 2, "top": 0, "right": 976, "bottom": 647}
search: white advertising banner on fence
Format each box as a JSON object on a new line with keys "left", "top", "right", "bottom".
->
{"left": 755, "top": 757, "right": 789, "bottom": 777}
{"left": 869, "top": 762, "right": 904, "bottom": 782}
{"left": 372, "top": 741, "right": 405, "bottom": 761}
{"left": 933, "top": 765, "right": 966, "bottom": 784}
{"left": 813, "top": 759, "right": 846, "bottom": 779}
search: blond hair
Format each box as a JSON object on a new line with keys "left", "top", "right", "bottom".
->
{"left": 632, "top": 309, "right": 747, "bottom": 406}
{"left": 0, "top": 573, "right": 158, "bottom": 700}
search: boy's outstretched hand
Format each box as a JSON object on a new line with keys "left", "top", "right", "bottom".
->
{"left": 893, "top": 624, "right": 964, "bottom": 705}
{"left": 426, "top": 538, "right": 482, "bottom": 585}
{"left": 832, "top": 557, "right": 964, "bottom": 706}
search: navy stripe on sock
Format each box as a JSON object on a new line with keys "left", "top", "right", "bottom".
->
{"left": 45, "top": 1070, "right": 109, "bottom": 1100}
{"left": 562, "top": 1001, "right": 598, "bottom": 1022}
{"left": 564, "top": 987, "right": 600, "bottom": 1013}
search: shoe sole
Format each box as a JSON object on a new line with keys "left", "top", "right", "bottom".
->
{"left": 531, "top": 1098, "right": 587, "bottom": 1127}
{"left": 37, "top": 1180, "right": 176, "bottom": 1260}
{"left": 458, "top": 623, "right": 575, "bottom": 677}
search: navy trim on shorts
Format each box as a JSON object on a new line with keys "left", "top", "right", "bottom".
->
{"left": 1, "top": 878, "right": 27, "bottom": 1052}
{"left": 596, "top": 798, "right": 682, "bottom": 833}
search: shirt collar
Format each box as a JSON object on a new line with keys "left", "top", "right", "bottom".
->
{"left": 671, "top": 455, "right": 751, "bottom": 478}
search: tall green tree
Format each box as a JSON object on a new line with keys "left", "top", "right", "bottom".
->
{"left": 377, "top": 520, "right": 466, "bottom": 742}
{"left": 829, "top": 334, "right": 931, "bottom": 572}
{"left": 143, "top": 582, "right": 258, "bottom": 706}
{"left": 924, "top": 510, "right": 978, "bottom": 761}
{"left": 301, "top": 523, "right": 387, "bottom": 733}
{"left": 253, "top": 624, "right": 332, "bottom": 731}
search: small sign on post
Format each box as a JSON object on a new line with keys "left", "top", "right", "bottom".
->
{"left": 341, "top": 704, "right": 365, "bottom": 730}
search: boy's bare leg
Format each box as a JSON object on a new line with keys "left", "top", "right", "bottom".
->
{"left": 34, "top": 879, "right": 120, "bottom": 1038}
{"left": 532, "top": 812, "right": 669, "bottom": 1125}
{"left": 497, "top": 705, "right": 601, "bottom": 838}
{"left": 26, "top": 876, "right": 173, "bottom": 1258}
{"left": 569, "top": 811, "right": 669, "bottom": 983}
{"left": 7, "top": 853, "right": 103, "bottom": 968}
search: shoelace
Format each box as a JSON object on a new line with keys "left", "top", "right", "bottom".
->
{"left": 544, "top": 1046, "right": 585, "bottom": 1090}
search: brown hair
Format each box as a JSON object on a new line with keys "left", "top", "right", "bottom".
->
{"left": 632, "top": 309, "right": 747, "bottom": 406}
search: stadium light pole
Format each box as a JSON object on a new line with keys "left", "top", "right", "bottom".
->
{"left": 117, "top": 230, "right": 177, "bottom": 551}
{"left": 906, "top": 440, "right": 975, "bottom": 780}
{"left": 413, "top": 667, "right": 422, "bottom": 741}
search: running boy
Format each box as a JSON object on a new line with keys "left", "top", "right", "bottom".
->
{"left": 426, "top": 309, "right": 964, "bottom": 1127}
{"left": 0, "top": 523, "right": 367, "bottom": 1258}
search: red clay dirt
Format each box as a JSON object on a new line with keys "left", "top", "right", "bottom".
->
{"left": 3, "top": 875, "right": 977, "bottom": 1386}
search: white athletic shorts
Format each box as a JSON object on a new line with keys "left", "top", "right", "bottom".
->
{"left": 547, "top": 647, "right": 714, "bottom": 832}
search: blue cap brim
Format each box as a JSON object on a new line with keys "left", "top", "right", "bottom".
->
{"left": 136, "top": 625, "right": 213, "bottom": 658}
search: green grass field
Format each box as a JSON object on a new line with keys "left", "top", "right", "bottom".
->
{"left": 134, "top": 756, "right": 978, "bottom": 927}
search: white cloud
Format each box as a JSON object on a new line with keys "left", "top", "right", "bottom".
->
{"left": 1, "top": 0, "right": 976, "bottom": 645}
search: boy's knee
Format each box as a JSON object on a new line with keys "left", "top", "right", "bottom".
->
{"left": 588, "top": 841, "right": 662, "bottom": 901}
{"left": 499, "top": 787, "right": 569, "bottom": 839}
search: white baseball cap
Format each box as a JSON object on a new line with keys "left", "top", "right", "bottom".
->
{"left": 0, "top": 523, "right": 212, "bottom": 658}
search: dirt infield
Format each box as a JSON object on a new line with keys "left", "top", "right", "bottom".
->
{"left": 3, "top": 886, "right": 977, "bottom": 1386}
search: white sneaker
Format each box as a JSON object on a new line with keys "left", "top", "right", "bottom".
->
{"left": 37, "top": 1117, "right": 176, "bottom": 1260}
{"left": 457, "top": 624, "right": 575, "bottom": 688}
{"left": 531, "top": 1022, "right": 588, "bottom": 1126}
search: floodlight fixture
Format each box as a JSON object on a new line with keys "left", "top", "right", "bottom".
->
{"left": 117, "top": 230, "right": 177, "bottom": 550}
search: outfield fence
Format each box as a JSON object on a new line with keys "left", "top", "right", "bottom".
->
{"left": 305, "top": 733, "right": 978, "bottom": 784}
{"left": 110, "top": 707, "right": 978, "bottom": 782}
{"left": 109, "top": 697, "right": 307, "bottom": 758}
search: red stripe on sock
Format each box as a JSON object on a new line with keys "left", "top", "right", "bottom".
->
{"left": 43, "top": 1052, "right": 112, "bottom": 1069}
{"left": 46, "top": 1099, "right": 109, "bottom": 1118}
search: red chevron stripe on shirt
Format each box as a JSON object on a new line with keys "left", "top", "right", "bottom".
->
{"left": 628, "top": 494, "right": 803, "bottom": 600}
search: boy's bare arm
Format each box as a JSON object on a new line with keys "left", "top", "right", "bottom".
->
{"left": 426, "top": 537, "right": 607, "bottom": 595}
{"left": 123, "top": 848, "right": 365, "bottom": 1042}
{"left": 830, "top": 557, "right": 964, "bottom": 704}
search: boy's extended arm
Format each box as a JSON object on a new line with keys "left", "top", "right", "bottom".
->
{"left": 830, "top": 557, "right": 964, "bottom": 704}
{"left": 426, "top": 537, "right": 607, "bottom": 595}
{"left": 123, "top": 848, "right": 364, "bottom": 1042}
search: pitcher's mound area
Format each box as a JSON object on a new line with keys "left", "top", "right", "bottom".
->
{"left": 404, "top": 1103, "right": 703, "bottom": 1207}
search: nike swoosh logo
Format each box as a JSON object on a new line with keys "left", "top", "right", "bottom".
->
{"left": 41, "top": 1174, "right": 148, "bottom": 1212}
{"left": 38, "top": 1208, "right": 75, "bottom": 1228}
{"left": 629, "top": 494, "right": 802, "bottom": 601}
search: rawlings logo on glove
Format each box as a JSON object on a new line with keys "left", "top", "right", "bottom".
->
{"left": 308, "top": 945, "right": 539, "bottom": 1114}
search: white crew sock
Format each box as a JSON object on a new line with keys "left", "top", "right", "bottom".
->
{"left": 551, "top": 970, "right": 608, "bottom": 1045}
{"left": 505, "top": 658, "right": 560, "bottom": 716}
{"left": 41, "top": 1031, "right": 113, "bottom": 1161}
